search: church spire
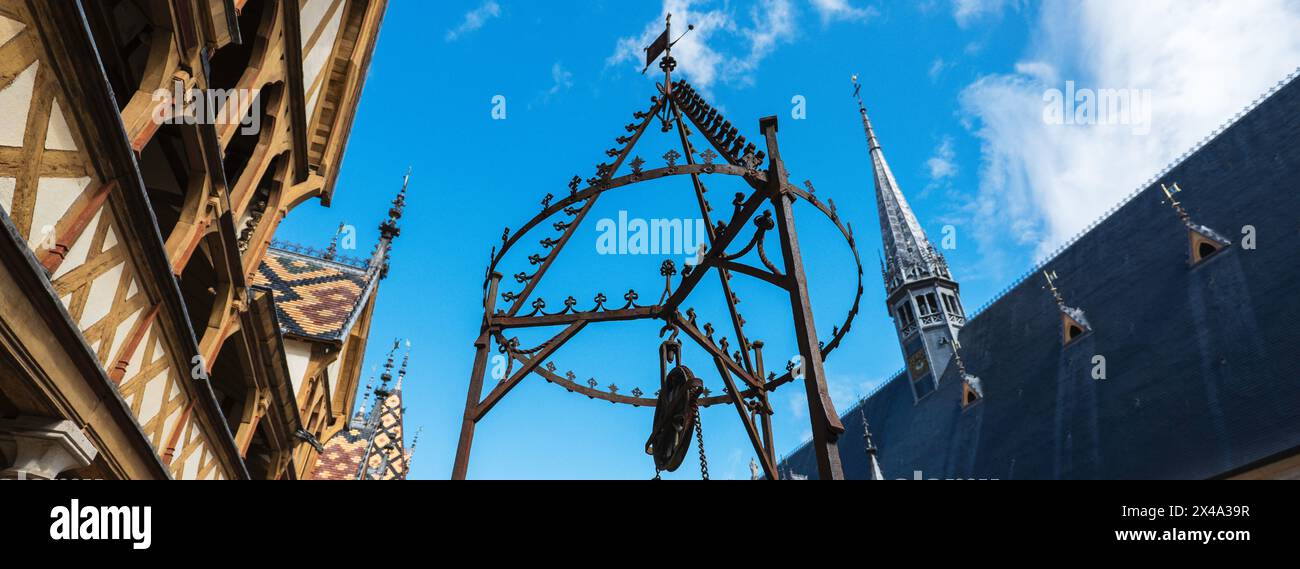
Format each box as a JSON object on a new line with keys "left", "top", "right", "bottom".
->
{"left": 851, "top": 75, "right": 949, "bottom": 293}
{"left": 852, "top": 74, "right": 966, "bottom": 402}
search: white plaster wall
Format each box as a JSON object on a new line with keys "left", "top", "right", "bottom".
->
{"left": 326, "top": 356, "right": 342, "bottom": 399}
{"left": 284, "top": 338, "right": 313, "bottom": 399}
{"left": 0, "top": 13, "right": 24, "bottom": 47}
{"left": 0, "top": 177, "right": 15, "bottom": 214}
{"left": 0, "top": 62, "right": 37, "bottom": 147}
{"left": 302, "top": 0, "right": 345, "bottom": 121}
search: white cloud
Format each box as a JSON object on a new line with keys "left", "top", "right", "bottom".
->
{"left": 445, "top": 1, "right": 501, "bottom": 42}
{"left": 786, "top": 389, "right": 807, "bottom": 418}
{"left": 606, "top": 0, "right": 797, "bottom": 94}
{"left": 953, "top": 0, "right": 1019, "bottom": 27}
{"left": 928, "top": 57, "right": 949, "bottom": 82}
{"left": 824, "top": 365, "right": 880, "bottom": 410}
{"left": 736, "top": 0, "right": 798, "bottom": 79}
{"left": 810, "top": 0, "right": 878, "bottom": 25}
{"left": 959, "top": 0, "right": 1300, "bottom": 266}
{"left": 926, "top": 136, "right": 958, "bottom": 182}
{"left": 547, "top": 62, "right": 574, "bottom": 97}
{"left": 531, "top": 62, "right": 574, "bottom": 108}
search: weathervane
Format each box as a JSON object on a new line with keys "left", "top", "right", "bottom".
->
{"left": 641, "top": 13, "right": 695, "bottom": 75}
{"left": 1160, "top": 182, "right": 1191, "bottom": 225}
{"left": 1043, "top": 270, "right": 1064, "bottom": 306}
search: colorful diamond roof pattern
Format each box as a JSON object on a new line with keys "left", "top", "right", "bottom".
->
{"left": 311, "top": 389, "right": 410, "bottom": 480}
{"left": 253, "top": 249, "right": 373, "bottom": 341}
{"left": 311, "top": 430, "right": 369, "bottom": 480}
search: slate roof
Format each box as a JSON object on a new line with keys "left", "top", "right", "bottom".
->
{"left": 252, "top": 248, "right": 373, "bottom": 342}
{"left": 778, "top": 70, "right": 1300, "bottom": 480}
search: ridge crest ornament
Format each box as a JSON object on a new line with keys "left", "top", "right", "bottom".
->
{"left": 453, "top": 16, "right": 864, "bottom": 481}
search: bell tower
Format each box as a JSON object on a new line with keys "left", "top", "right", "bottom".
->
{"left": 853, "top": 76, "right": 966, "bottom": 401}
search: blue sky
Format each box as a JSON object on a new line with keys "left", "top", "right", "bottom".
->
{"left": 273, "top": 1, "right": 1300, "bottom": 479}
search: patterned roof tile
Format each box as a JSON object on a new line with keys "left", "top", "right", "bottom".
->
{"left": 253, "top": 249, "right": 372, "bottom": 341}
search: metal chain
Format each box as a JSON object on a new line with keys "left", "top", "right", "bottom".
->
{"left": 693, "top": 403, "right": 709, "bottom": 480}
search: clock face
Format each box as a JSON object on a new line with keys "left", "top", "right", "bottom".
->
{"left": 908, "top": 350, "right": 930, "bottom": 376}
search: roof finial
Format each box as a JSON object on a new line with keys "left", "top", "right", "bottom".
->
{"left": 861, "top": 409, "right": 885, "bottom": 480}
{"left": 860, "top": 409, "right": 876, "bottom": 453}
{"left": 362, "top": 371, "right": 375, "bottom": 401}
{"left": 1160, "top": 182, "right": 1193, "bottom": 226}
{"left": 379, "top": 168, "right": 409, "bottom": 241}
{"left": 370, "top": 169, "right": 411, "bottom": 280}
{"left": 851, "top": 74, "right": 880, "bottom": 151}
{"left": 323, "top": 222, "right": 344, "bottom": 261}
{"left": 377, "top": 338, "right": 400, "bottom": 394}
{"left": 396, "top": 340, "right": 412, "bottom": 390}
{"left": 353, "top": 372, "right": 375, "bottom": 426}
{"left": 1043, "top": 270, "right": 1065, "bottom": 307}
{"left": 404, "top": 426, "right": 424, "bottom": 479}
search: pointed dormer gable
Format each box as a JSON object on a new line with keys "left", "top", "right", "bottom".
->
{"left": 1043, "top": 270, "right": 1092, "bottom": 346}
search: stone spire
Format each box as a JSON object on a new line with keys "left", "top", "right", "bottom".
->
{"left": 852, "top": 75, "right": 965, "bottom": 402}
{"left": 851, "top": 75, "right": 950, "bottom": 294}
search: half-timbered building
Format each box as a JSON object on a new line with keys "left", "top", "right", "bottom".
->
{"left": 0, "top": 0, "right": 390, "bottom": 480}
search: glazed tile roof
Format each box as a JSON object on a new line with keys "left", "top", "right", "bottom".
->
{"left": 311, "top": 388, "right": 410, "bottom": 480}
{"left": 253, "top": 249, "right": 373, "bottom": 342}
{"left": 311, "top": 429, "right": 369, "bottom": 480}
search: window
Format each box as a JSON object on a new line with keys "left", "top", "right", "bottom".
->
{"left": 916, "top": 293, "right": 939, "bottom": 317}
{"left": 1061, "top": 309, "right": 1092, "bottom": 346}
{"left": 897, "top": 302, "right": 916, "bottom": 328}
{"left": 962, "top": 383, "right": 981, "bottom": 407}
{"left": 1188, "top": 228, "right": 1228, "bottom": 265}
{"left": 941, "top": 292, "right": 959, "bottom": 314}
{"left": 1066, "top": 323, "right": 1085, "bottom": 342}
